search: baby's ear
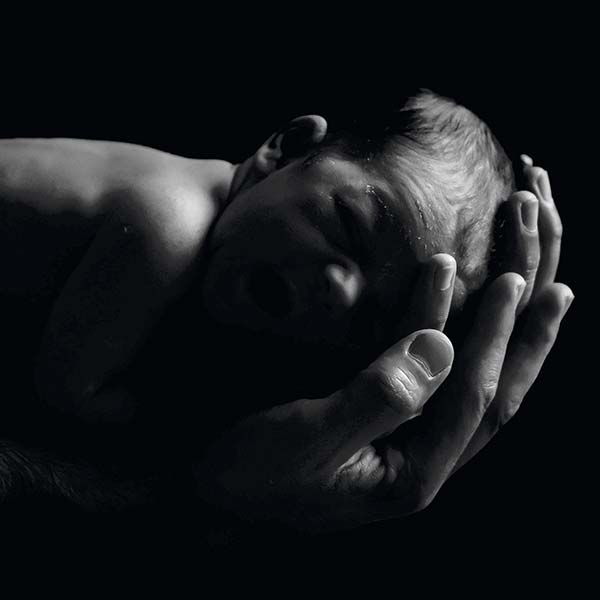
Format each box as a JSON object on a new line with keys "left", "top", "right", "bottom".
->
{"left": 253, "top": 115, "right": 328, "bottom": 177}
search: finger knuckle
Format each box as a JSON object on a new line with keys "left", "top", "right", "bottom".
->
{"left": 502, "top": 397, "right": 522, "bottom": 423}
{"left": 519, "top": 316, "right": 558, "bottom": 355}
{"left": 480, "top": 382, "right": 499, "bottom": 407}
{"left": 530, "top": 166, "right": 546, "bottom": 180}
{"left": 464, "top": 364, "right": 499, "bottom": 397}
{"left": 495, "top": 273, "right": 523, "bottom": 299}
{"left": 358, "top": 366, "right": 421, "bottom": 417}
{"left": 536, "top": 321, "right": 559, "bottom": 348}
{"left": 523, "top": 251, "right": 541, "bottom": 275}
{"left": 466, "top": 375, "right": 499, "bottom": 417}
{"left": 551, "top": 220, "right": 563, "bottom": 240}
{"left": 484, "top": 396, "right": 522, "bottom": 437}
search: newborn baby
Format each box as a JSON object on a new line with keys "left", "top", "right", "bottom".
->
{"left": 0, "top": 89, "right": 516, "bottom": 423}
{"left": 202, "top": 91, "right": 516, "bottom": 351}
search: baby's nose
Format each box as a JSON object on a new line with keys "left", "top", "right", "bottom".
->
{"left": 323, "top": 263, "right": 365, "bottom": 316}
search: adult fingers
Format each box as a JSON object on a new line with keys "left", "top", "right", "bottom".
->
{"left": 452, "top": 283, "right": 574, "bottom": 472}
{"left": 523, "top": 162, "right": 563, "bottom": 297}
{"left": 314, "top": 329, "right": 454, "bottom": 471}
{"left": 520, "top": 154, "right": 534, "bottom": 167}
{"left": 387, "top": 273, "right": 525, "bottom": 509}
{"left": 497, "top": 191, "right": 540, "bottom": 314}
{"left": 198, "top": 329, "right": 452, "bottom": 504}
{"left": 400, "top": 254, "right": 457, "bottom": 336}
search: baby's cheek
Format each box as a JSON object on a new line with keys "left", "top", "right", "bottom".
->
{"left": 450, "top": 275, "right": 469, "bottom": 312}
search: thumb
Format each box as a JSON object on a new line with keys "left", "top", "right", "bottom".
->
{"left": 321, "top": 329, "right": 454, "bottom": 469}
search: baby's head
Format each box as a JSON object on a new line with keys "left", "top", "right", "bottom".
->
{"left": 201, "top": 90, "right": 515, "bottom": 352}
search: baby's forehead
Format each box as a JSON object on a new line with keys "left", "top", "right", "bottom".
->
{"left": 297, "top": 153, "right": 456, "bottom": 249}
{"left": 299, "top": 152, "right": 376, "bottom": 186}
{"left": 298, "top": 154, "right": 401, "bottom": 214}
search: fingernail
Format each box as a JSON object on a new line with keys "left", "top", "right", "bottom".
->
{"left": 520, "top": 154, "right": 533, "bottom": 166}
{"left": 408, "top": 332, "right": 453, "bottom": 377}
{"left": 521, "top": 198, "right": 538, "bottom": 232}
{"left": 434, "top": 264, "right": 455, "bottom": 291}
{"left": 515, "top": 276, "right": 526, "bottom": 299}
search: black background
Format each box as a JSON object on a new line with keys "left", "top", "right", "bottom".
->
{"left": 0, "top": 28, "right": 591, "bottom": 584}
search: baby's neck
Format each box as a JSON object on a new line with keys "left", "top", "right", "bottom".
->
{"left": 187, "top": 158, "right": 239, "bottom": 214}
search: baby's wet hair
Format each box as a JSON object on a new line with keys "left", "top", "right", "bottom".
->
{"left": 300, "top": 89, "right": 516, "bottom": 305}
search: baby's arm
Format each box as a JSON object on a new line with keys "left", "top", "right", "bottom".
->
{"left": 0, "top": 138, "right": 225, "bottom": 421}
{"left": 34, "top": 185, "right": 212, "bottom": 422}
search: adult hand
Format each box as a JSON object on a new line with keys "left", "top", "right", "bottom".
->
{"left": 452, "top": 155, "right": 570, "bottom": 469}
{"left": 194, "top": 158, "right": 573, "bottom": 531}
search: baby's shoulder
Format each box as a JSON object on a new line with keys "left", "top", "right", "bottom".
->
{"left": 104, "top": 154, "right": 228, "bottom": 275}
